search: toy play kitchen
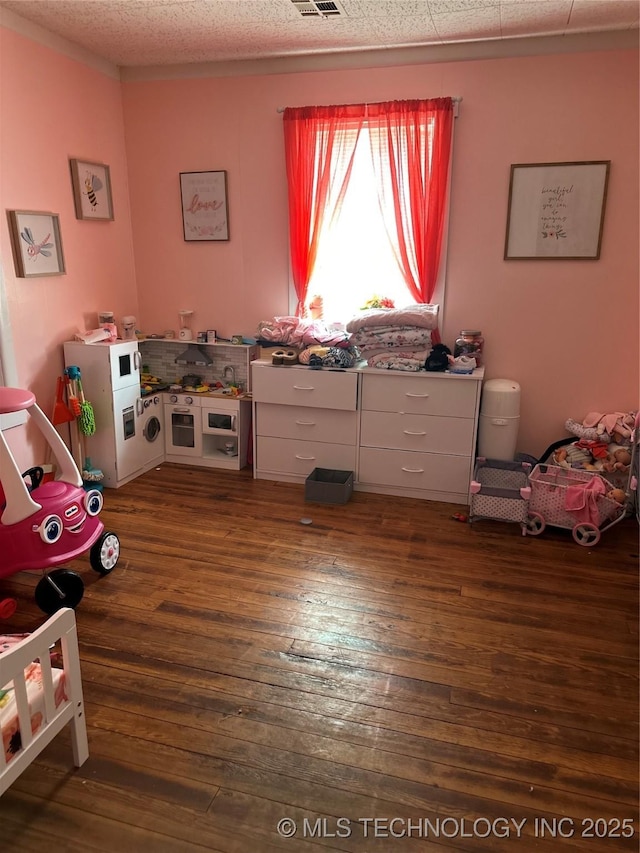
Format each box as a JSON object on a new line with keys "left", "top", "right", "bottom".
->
{"left": 62, "top": 337, "right": 259, "bottom": 483}
{"left": 164, "top": 391, "right": 250, "bottom": 469}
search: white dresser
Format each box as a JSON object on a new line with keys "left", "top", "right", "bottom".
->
{"left": 251, "top": 361, "right": 483, "bottom": 503}
{"left": 251, "top": 362, "right": 358, "bottom": 483}
{"left": 358, "top": 369, "right": 482, "bottom": 503}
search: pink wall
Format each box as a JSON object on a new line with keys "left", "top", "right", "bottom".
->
{"left": 0, "top": 27, "right": 138, "bottom": 464}
{"left": 123, "top": 49, "right": 638, "bottom": 457}
{"left": 1, "top": 24, "right": 637, "bottom": 464}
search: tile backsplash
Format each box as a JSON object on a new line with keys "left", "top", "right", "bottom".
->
{"left": 138, "top": 340, "right": 258, "bottom": 391}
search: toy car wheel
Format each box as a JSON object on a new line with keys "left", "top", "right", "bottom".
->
{"left": 35, "top": 569, "right": 84, "bottom": 615}
{"left": 572, "top": 523, "right": 601, "bottom": 547}
{"left": 0, "top": 598, "right": 17, "bottom": 619}
{"left": 90, "top": 531, "right": 120, "bottom": 575}
{"left": 526, "top": 511, "right": 545, "bottom": 536}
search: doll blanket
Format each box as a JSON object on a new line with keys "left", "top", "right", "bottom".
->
{"left": 564, "top": 476, "right": 607, "bottom": 526}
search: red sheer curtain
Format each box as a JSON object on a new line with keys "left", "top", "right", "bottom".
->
{"left": 367, "top": 98, "right": 454, "bottom": 312}
{"left": 283, "top": 105, "right": 364, "bottom": 317}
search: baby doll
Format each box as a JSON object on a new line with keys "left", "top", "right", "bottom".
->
{"left": 553, "top": 444, "right": 599, "bottom": 470}
{"left": 606, "top": 488, "right": 626, "bottom": 504}
{"left": 602, "top": 447, "right": 632, "bottom": 474}
{"left": 611, "top": 413, "right": 635, "bottom": 445}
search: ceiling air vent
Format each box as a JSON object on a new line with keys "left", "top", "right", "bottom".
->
{"left": 291, "top": 0, "right": 345, "bottom": 18}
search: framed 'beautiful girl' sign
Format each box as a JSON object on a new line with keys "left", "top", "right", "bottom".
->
{"left": 179, "top": 170, "right": 229, "bottom": 241}
{"left": 504, "top": 161, "right": 610, "bottom": 260}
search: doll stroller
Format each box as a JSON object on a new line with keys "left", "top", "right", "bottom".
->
{"left": 525, "top": 413, "right": 639, "bottom": 546}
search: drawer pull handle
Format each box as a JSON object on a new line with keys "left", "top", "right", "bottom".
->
{"left": 403, "top": 430, "right": 426, "bottom": 436}
{"left": 295, "top": 420, "right": 316, "bottom": 426}
{"left": 295, "top": 454, "right": 316, "bottom": 460}
{"left": 405, "top": 392, "right": 429, "bottom": 398}
{"left": 293, "top": 385, "right": 314, "bottom": 391}
{"left": 401, "top": 466, "right": 424, "bottom": 473}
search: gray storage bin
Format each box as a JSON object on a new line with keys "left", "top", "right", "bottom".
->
{"left": 305, "top": 468, "right": 354, "bottom": 504}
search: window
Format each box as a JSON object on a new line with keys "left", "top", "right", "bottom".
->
{"left": 306, "top": 127, "right": 417, "bottom": 323}
{"left": 283, "top": 98, "right": 455, "bottom": 327}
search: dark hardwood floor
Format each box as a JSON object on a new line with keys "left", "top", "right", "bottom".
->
{"left": 1, "top": 463, "right": 638, "bottom": 852}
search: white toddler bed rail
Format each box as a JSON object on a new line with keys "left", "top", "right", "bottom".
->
{"left": 0, "top": 607, "right": 88, "bottom": 796}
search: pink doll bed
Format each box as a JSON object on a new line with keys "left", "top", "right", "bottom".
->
{"left": 0, "top": 607, "right": 88, "bottom": 796}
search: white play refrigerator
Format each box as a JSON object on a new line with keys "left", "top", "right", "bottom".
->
{"left": 63, "top": 340, "right": 160, "bottom": 488}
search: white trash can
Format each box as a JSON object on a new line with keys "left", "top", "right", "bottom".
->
{"left": 477, "top": 379, "right": 521, "bottom": 461}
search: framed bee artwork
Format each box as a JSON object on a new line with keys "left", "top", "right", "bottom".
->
{"left": 7, "top": 210, "right": 66, "bottom": 278}
{"left": 69, "top": 158, "right": 114, "bottom": 221}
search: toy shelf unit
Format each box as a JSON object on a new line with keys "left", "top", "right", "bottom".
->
{"left": 469, "top": 458, "right": 532, "bottom": 535}
{"left": 138, "top": 339, "right": 259, "bottom": 394}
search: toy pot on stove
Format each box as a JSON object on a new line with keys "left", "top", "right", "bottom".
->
{"left": 182, "top": 374, "right": 202, "bottom": 388}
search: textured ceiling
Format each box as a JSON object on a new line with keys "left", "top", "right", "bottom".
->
{"left": 0, "top": 0, "right": 638, "bottom": 67}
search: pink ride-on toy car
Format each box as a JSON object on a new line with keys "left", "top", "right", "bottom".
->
{"left": 0, "top": 386, "right": 119, "bottom": 615}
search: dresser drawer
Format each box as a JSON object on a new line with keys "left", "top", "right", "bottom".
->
{"left": 256, "top": 403, "right": 357, "bottom": 445}
{"left": 360, "top": 411, "right": 474, "bottom": 455}
{"left": 256, "top": 436, "right": 356, "bottom": 477}
{"left": 361, "top": 373, "right": 477, "bottom": 417}
{"left": 358, "top": 447, "right": 472, "bottom": 493}
{"left": 252, "top": 365, "right": 357, "bottom": 410}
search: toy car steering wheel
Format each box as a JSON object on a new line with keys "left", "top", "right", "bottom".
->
{"left": 22, "top": 466, "right": 44, "bottom": 491}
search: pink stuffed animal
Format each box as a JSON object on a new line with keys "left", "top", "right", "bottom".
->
{"left": 565, "top": 418, "right": 610, "bottom": 443}
{"left": 566, "top": 411, "right": 636, "bottom": 445}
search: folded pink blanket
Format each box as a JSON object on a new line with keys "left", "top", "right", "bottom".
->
{"left": 370, "top": 354, "right": 424, "bottom": 372}
{"left": 368, "top": 348, "right": 431, "bottom": 362}
{"left": 257, "top": 317, "right": 350, "bottom": 347}
{"left": 346, "top": 303, "right": 439, "bottom": 333}
{"left": 350, "top": 327, "right": 433, "bottom": 351}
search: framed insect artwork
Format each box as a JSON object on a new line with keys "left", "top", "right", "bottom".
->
{"left": 69, "top": 158, "right": 114, "bottom": 221}
{"left": 7, "top": 210, "right": 66, "bottom": 278}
